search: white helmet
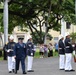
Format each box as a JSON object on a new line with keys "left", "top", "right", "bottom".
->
{"left": 9, "top": 35, "right": 14, "bottom": 40}
{"left": 59, "top": 35, "right": 64, "bottom": 40}
{"left": 65, "top": 32, "right": 70, "bottom": 37}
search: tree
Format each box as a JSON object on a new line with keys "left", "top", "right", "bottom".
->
{"left": 0, "top": 1, "right": 3, "bottom": 32}
{"left": 0, "top": 14, "right": 3, "bottom": 32}
{"left": 0, "top": 0, "right": 75, "bottom": 43}
{"left": 31, "top": 31, "right": 52, "bottom": 44}
{"left": 70, "top": 32, "right": 76, "bottom": 43}
{"left": 0, "top": 0, "right": 75, "bottom": 31}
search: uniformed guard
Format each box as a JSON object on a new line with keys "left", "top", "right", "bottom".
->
{"left": 64, "top": 32, "right": 75, "bottom": 72}
{"left": 26, "top": 37, "right": 35, "bottom": 72}
{"left": 14, "top": 37, "right": 27, "bottom": 74}
{"left": 72, "top": 42, "right": 76, "bottom": 62}
{"left": 58, "top": 35, "right": 65, "bottom": 70}
{"left": 6, "top": 35, "right": 16, "bottom": 73}
{"left": 3, "top": 43, "right": 7, "bottom": 60}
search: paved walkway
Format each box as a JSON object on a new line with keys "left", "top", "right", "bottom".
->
{"left": 0, "top": 57, "right": 76, "bottom": 75}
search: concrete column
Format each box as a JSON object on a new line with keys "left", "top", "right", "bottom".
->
{"left": 61, "top": 19, "right": 66, "bottom": 37}
{"left": 3, "top": 0, "right": 9, "bottom": 44}
{"left": 13, "top": 33, "right": 17, "bottom": 42}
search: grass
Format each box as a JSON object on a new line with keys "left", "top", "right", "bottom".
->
{"left": 34, "top": 50, "right": 40, "bottom": 58}
{"left": 0, "top": 57, "right": 3, "bottom": 60}
{"left": 0, "top": 50, "right": 3, "bottom": 60}
{"left": 34, "top": 49, "right": 59, "bottom": 58}
{"left": 0, "top": 49, "right": 59, "bottom": 60}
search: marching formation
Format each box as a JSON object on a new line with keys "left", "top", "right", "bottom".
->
{"left": 4, "top": 35, "right": 35, "bottom": 74}
{"left": 3, "top": 32, "right": 76, "bottom": 74}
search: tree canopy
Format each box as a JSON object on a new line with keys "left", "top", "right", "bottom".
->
{"left": 0, "top": 0, "right": 75, "bottom": 44}
{"left": 70, "top": 32, "right": 76, "bottom": 42}
{"left": 0, "top": 0, "right": 75, "bottom": 31}
{"left": 31, "top": 31, "right": 52, "bottom": 44}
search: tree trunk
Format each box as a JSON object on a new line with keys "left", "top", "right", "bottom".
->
{"left": 44, "top": 0, "right": 51, "bottom": 44}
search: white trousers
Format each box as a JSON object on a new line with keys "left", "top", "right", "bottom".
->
{"left": 7, "top": 56, "right": 15, "bottom": 71}
{"left": 59, "top": 55, "right": 65, "bottom": 69}
{"left": 27, "top": 56, "right": 33, "bottom": 70}
{"left": 65, "top": 53, "right": 72, "bottom": 70}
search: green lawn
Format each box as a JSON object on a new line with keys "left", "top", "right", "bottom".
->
{"left": 34, "top": 50, "right": 40, "bottom": 58}
{"left": 0, "top": 49, "right": 59, "bottom": 60}
{"left": 34, "top": 49, "right": 59, "bottom": 58}
{"left": 0, "top": 57, "right": 3, "bottom": 60}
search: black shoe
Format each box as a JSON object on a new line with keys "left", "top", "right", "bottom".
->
{"left": 15, "top": 70, "right": 17, "bottom": 74}
{"left": 65, "top": 70, "right": 70, "bottom": 72}
{"left": 23, "top": 71, "right": 27, "bottom": 74}
{"left": 12, "top": 69, "right": 15, "bottom": 73}
{"left": 27, "top": 70, "right": 34, "bottom": 72}
{"left": 60, "top": 69, "right": 64, "bottom": 70}
{"left": 70, "top": 69, "right": 75, "bottom": 72}
{"left": 9, "top": 71, "right": 12, "bottom": 73}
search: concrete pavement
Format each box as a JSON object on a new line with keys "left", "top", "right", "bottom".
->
{"left": 0, "top": 57, "right": 76, "bottom": 75}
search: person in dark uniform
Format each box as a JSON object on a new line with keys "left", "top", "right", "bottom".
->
{"left": 6, "top": 35, "right": 16, "bottom": 73}
{"left": 58, "top": 35, "right": 65, "bottom": 70}
{"left": 48, "top": 43, "right": 53, "bottom": 57}
{"left": 14, "top": 37, "right": 27, "bottom": 74}
{"left": 3, "top": 44, "right": 7, "bottom": 60}
{"left": 64, "top": 32, "right": 75, "bottom": 72}
{"left": 26, "top": 37, "right": 35, "bottom": 72}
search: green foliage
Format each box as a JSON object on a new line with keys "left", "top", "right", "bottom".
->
{"left": 0, "top": 2, "right": 3, "bottom": 32}
{"left": 0, "top": 13, "right": 3, "bottom": 32}
{"left": 62, "top": 0, "right": 75, "bottom": 24}
{"left": 31, "top": 31, "right": 52, "bottom": 44}
{"left": 0, "top": 2, "right": 3, "bottom": 9}
{"left": 0, "top": 0, "right": 75, "bottom": 38}
{"left": 70, "top": 32, "right": 76, "bottom": 41}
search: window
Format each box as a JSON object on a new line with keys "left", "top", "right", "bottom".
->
{"left": 54, "top": 37, "right": 58, "bottom": 43}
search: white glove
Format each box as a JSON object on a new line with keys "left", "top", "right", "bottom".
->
{"left": 7, "top": 49, "right": 11, "bottom": 52}
{"left": 73, "top": 51, "right": 75, "bottom": 55}
{"left": 7, "top": 49, "right": 13, "bottom": 52}
{"left": 12, "top": 57, "right": 15, "bottom": 62}
{"left": 72, "top": 45, "right": 75, "bottom": 47}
